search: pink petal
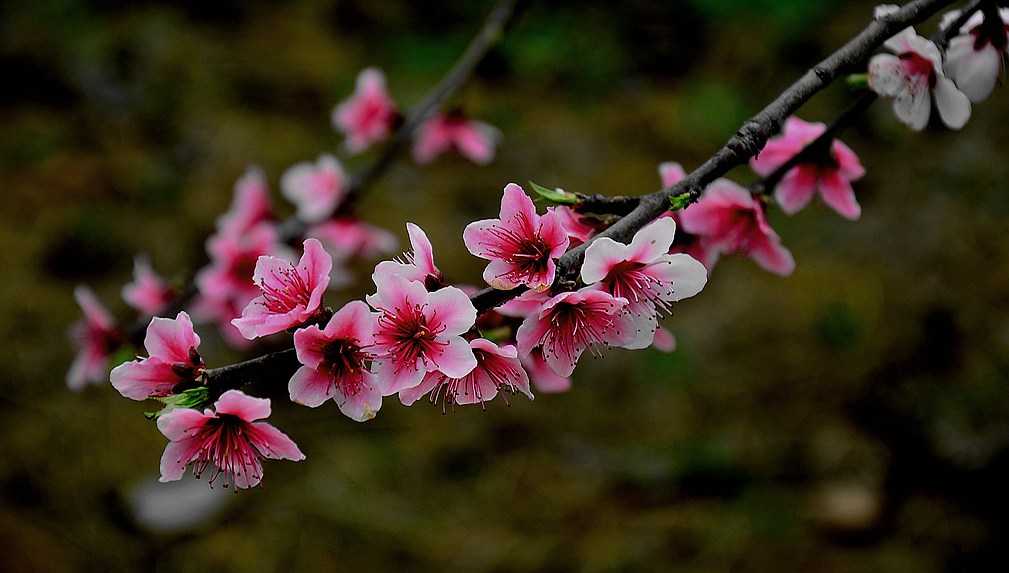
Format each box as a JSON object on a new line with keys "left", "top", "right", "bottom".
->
{"left": 658, "top": 161, "right": 686, "bottom": 187}
{"left": 425, "top": 286, "right": 477, "bottom": 337}
{"left": 749, "top": 236, "right": 796, "bottom": 276}
{"left": 373, "top": 357, "right": 426, "bottom": 396}
{"left": 293, "top": 324, "right": 328, "bottom": 370}
{"left": 156, "top": 407, "right": 212, "bottom": 441}
{"left": 214, "top": 389, "right": 272, "bottom": 422}
{"left": 428, "top": 336, "right": 478, "bottom": 379}
{"left": 159, "top": 438, "right": 198, "bottom": 482}
{"left": 581, "top": 237, "right": 628, "bottom": 284}
{"left": 110, "top": 359, "right": 179, "bottom": 400}
{"left": 288, "top": 366, "right": 337, "bottom": 408}
{"left": 144, "top": 312, "right": 200, "bottom": 364}
{"left": 453, "top": 120, "right": 500, "bottom": 165}
{"left": 775, "top": 167, "right": 818, "bottom": 215}
{"left": 651, "top": 325, "right": 677, "bottom": 353}
{"left": 831, "top": 140, "right": 866, "bottom": 181}
{"left": 626, "top": 217, "right": 677, "bottom": 262}
{"left": 818, "top": 171, "right": 862, "bottom": 220}
{"left": 75, "top": 285, "right": 115, "bottom": 331}
{"left": 248, "top": 422, "right": 306, "bottom": 461}
{"left": 333, "top": 378, "right": 382, "bottom": 422}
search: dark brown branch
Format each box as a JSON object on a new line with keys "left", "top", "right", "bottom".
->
{"left": 204, "top": 0, "right": 962, "bottom": 391}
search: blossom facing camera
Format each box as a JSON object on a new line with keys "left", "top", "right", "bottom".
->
{"left": 942, "top": 8, "right": 1009, "bottom": 103}
{"left": 412, "top": 111, "right": 501, "bottom": 165}
{"left": 232, "top": 238, "right": 332, "bottom": 340}
{"left": 463, "top": 183, "right": 570, "bottom": 291}
{"left": 157, "top": 390, "right": 305, "bottom": 490}
{"left": 678, "top": 179, "right": 796, "bottom": 276}
{"left": 750, "top": 117, "right": 866, "bottom": 220}
{"left": 581, "top": 217, "right": 707, "bottom": 350}
{"left": 332, "top": 67, "right": 399, "bottom": 154}
{"left": 516, "top": 288, "right": 635, "bottom": 378}
{"left": 290, "top": 300, "right": 381, "bottom": 422}
{"left": 868, "top": 27, "right": 971, "bottom": 130}
{"left": 110, "top": 311, "right": 206, "bottom": 400}
{"left": 367, "top": 275, "right": 478, "bottom": 396}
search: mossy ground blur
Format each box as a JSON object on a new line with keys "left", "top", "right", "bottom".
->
{"left": 3, "top": 0, "right": 1009, "bottom": 571}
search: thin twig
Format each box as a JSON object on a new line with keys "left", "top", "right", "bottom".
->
{"left": 125, "top": 0, "right": 524, "bottom": 347}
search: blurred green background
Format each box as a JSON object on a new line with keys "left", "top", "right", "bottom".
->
{"left": 3, "top": 0, "right": 1009, "bottom": 571}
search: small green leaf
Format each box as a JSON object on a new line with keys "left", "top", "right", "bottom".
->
{"left": 669, "top": 193, "right": 693, "bottom": 211}
{"left": 479, "top": 327, "right": 512, "bottom": 344}
{"left": 146, "top": 386, "right": 212, "bottom": 420}
{"left": 529, "top": 181, "right": 577, "bottom": 205}
{"left": 846, "top": 73, "right": 868, "bottom": 89}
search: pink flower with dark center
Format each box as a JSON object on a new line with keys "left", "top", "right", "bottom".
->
{"left": 373, "top": 223, "right": 444, "bottom": 289}
{"left": 290, "top": 300, "right": 381, "bottom": 422}
{"left": 463, "top": 183, "right": 570, "bottom": 291}
{"left": 110, "top": 311, "right": 205, "bottom": 401}
{"left": 868, "top": 27, "right": 971, "bottom": 130}
{"left": 216, "top": 166, "right": 273, "bottom": 237}
{"left": 157, "top": 390, "right": 304, "bottom": 490}
{"left": 516, "top": 288, "right": 634, "bottom": 377}
{"left": 582, "top": 218, "right": 707, "bottom": 350}
{"left": 659, "top": 162, "right": 719, "bottom": 271}
{"left": 678, "top": 179, "right": 796, "bottom": 276}
{"left": 332, "top": 67, "right": 399, "bottom": 154}
{"left": 412, "top": 111, "right": 501, "bottom": 165}
{"left": 281, "top": 154, "right": 347, "bottom": 224}
{"left": 68, "top": 286, "right": 123, "bottom": 391}
{"left": 367, "top": 275, "right": 477, "bottom": 395}
{"left": 122, "top": 255, "right": 175, "bottom": 316}
{"left": 942, "top": 8, "right": 1009, "bottom": 102}
{"left": 232, "top": 238, "right": 332, "bottom": 340}
{"left": 399, "top": 339, "right": 533, "bottom": 410}
{"left": 750, "top": 117, "right": 866, "bottom": 220}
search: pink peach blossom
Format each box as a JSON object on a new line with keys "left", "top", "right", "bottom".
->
{"left": 332, "top": 67, "right": 399, "bottom": 154}
{"left": 67, "top": 286, "right": 122, "bottom": 391}
{"left": 110, "top": 311, "right": 204, "bottom": 401}
{"left": 157, "top": 390, "right": 304, "bottom": 490}
{"left": 582, "top": 217, "right": 707, "bottom": 349}
{"left": 942, "top": 8, "right": 1009, "bottom": 102}
{"left": 290, "top": 300, "right": 381, "bottom": 422}
{"left": 232, "top": 238, "right": 332, "bottom": 340}
{"left": 412, "top": 111, "right": 500, "bottom": 165}
{"left": 367, "top": 275, "right": 477, "bottom": 395}
{"left": 463, "top": 183, "right": 570, "bottom": 291}
{"left": 868, "top": 27, "right": 971, "bottom": 130}
{"left": 399, "top": 339, "right": 532, "bottom": 410}
{"left": 281, "top": 154, "right": 347, "bottom": 224}
{"left": 678, "top": 179, "right": 796, "bottom": 276}
{"left": 548, "top": 205, "right": 599, "bottom": 249}
{"left": 516, "top": 288, "right": 634, "bottom": 377}
{"left": 750, "top": 117, "right": 866, "bottom": 220}
{"left": 122, "top": 255, "right": 175, "bottom": 316}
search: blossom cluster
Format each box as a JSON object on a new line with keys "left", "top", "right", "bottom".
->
{"left": 66, "top": 2, "right": 1009, "bottom": 490}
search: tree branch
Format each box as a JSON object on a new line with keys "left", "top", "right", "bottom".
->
{"left": 203, "top": 0, "right": 963, "bottom": 393}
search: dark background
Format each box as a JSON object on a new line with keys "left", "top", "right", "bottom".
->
{"left": 3, "top": 0, "right": 1009, "bottom": 571}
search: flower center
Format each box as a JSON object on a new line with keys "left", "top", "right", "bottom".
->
{"left": 377, "top": 303, "right": 445, "bottom": 372}
{"left": 188, "top": 414, "right": 263, "bottom": 489}
{"left": 258, "top": 264, "right": 311, "bottom": 313}
{"left": 323, "top": 339, "right": 370, "bottom": 395}
{"left": 898, "top": 51, "right": 936, "bottom": 88}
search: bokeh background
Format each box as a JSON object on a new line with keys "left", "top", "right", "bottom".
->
{"left": 3, "top": 0, "right": 1009, "bottom": 571}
